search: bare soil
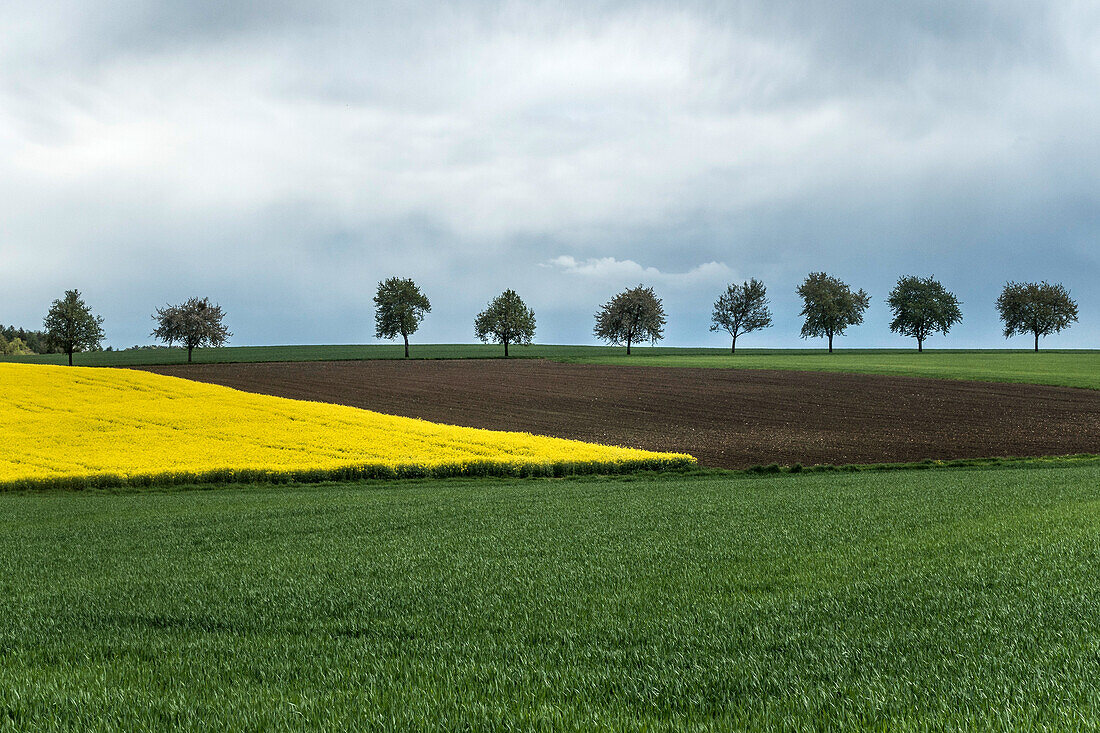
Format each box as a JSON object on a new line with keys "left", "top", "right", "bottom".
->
{"left": 141, "top": 360, "right": 1100, "bottom": 468}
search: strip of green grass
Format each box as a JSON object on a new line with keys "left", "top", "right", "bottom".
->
{"left": 558, "top": 348, "right": 1100, "bottom": 390}
{"left": 0, "top": 342, "right": 500, "bottom": 366}
{"left": 0, "top": 342, "right": 594, "bottom": 366}
{"left": 0, "top": 343, "right": 755, "bottom": 366}
{"left": 0, "top": 455, "right": 695, "bottom": 492}
{"left": 6, "top": 344, "right": 1099, "bottom": 390}
{"left": 3, "top": 464, "right": 1100, "bottom": 730}
{"left": 6, "top": 452, "right": 1096, "bottom": 493}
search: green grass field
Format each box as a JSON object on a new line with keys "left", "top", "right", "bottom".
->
{"left": 557, "top": 348, "right": 1100, "bottom": 390}
{"left": 3, "top": 464, "right": 1100, "bottom": 730}
{"left": 4, "top": 344, "right": 1100, "bottom": 389}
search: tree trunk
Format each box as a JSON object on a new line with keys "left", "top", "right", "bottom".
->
{"left": 187, "top": 345, "right": 194, "bottom": 363}
{"left": 828, "top": 333, "right": 833, "bottom": 354}
{"left": 504, "top": 340, "right": 509, "bottom": 358}
{"left": 403, "top": 333, "right": 409, "bottom": 359}
{"left": 68, "top": 350, "right": 73, "bottom": 366}
{"left": 917, "top": 336, "right": 923, "bottom": 353}
{"left": 626, "top": 338, "right": 632, "bottom": 356}
{"left": 1034, "top": 331, "right": 1039, "bottom": 353}
{"left": 731, "top": 334, "right": 737, "bottom": 354}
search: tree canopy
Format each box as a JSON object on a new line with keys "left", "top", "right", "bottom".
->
{"left": 887, "top": 275, "right": 962, "bottom": 352}
{"left": 43, "top": 289, "right": 105, "bottom": 366}
{"left": 593, "top": 285, "right": 666, "bottom": 355}
{"left": 996, "top": 281, "right": 1078, "bottom": 352}
{"left": 0, "top": 334, "right": 33, "bottom": 355}
{"left": 796, "top": 273, "right": 870, "bottom": 353}
{"left": 1, "top": 325, "right": 51, "bottom": 354}
{"left": 374, "top": 277, "right": 431, "bottom": 358}
{"left": 710, "top": 279, "right": 773, "bottom": 353}
{"left": 151, "top": 297, "right": 231, "bottom": 363}
{"left": 474, "top": 289, "right": 536, "bottom": 357}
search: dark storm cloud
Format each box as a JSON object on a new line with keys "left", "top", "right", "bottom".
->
{"left": 2, "top": 1, "right": 1097, "bottom": 348}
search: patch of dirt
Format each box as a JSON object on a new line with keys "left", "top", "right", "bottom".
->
{"left": 140, "top": 360, "right": 1100, "bottom": 468}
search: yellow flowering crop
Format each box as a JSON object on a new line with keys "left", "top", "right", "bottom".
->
{"left": 0, "top": 363, "right": 694, "bottom": 489}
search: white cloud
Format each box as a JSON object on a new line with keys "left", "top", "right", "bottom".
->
{"left": 0, "top": 4, "right": 895, "bottom": 241}
{"left": 543, "top": 256, "right": 733, "bottom": 287}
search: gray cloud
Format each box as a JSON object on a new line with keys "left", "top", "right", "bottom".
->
{"left": 2, "top": 1, "right": 1098, "bottom": 348}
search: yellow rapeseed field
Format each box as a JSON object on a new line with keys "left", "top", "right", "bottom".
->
{"left": 0, "top": 363, "right": 694, "bottom": 488}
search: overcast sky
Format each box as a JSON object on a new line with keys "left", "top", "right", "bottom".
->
{"left": 2, "top": 1, "right": 1098, "bottom": 349}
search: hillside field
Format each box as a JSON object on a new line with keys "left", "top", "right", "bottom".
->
{"left": 3, "top": 464, "right": 1100, "bottom": 730}
{"left": 0, "top": 364, "right": 689, "bottom": 489}
{"left": 4, "top": 344, "right": 1100, "bottom": 390}
{"left": 144, "top": 359, "right": 1100, "bottom": 469}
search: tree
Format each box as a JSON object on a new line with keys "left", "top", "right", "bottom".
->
{"left": 0, "top": 335, "right": 33, "bottom": 355}
{"left": 1, "top": 325, "right": 51, "bottom": 354}
{"left": 151, "top": 297, "right": 231, "bottom": 363}
{"left": 710, "top": 278, "right": 773, "bottom": 353}
{"left": 374, "top": 277, "right": 431, "bottom": 358}
{"left": 996, "top": 281, "right": 1078, "bottom": 352}
{"left": 474, "top": 289, "right": 536, "bottom": 357}
{"left": 796, "top": 272, "right": 870, "bottom": 353}
{"left": 887, "top": 275, "right": 962, "bottom": 352}
{"left": 43, "top": 289, "right": 105, "bottom": 366}
{"left": 593, "top": 285, "right": 666, "bottom": 355}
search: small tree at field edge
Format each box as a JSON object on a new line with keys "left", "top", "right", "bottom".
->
{"left": 593, "top": 285, "right": 666, "bottom": 355}
{"left": 43, "top": 289, "right": 105, "bottom": 366}
{"left": 996, "top": 281, "right": 1078, "bottom": 352}
{"left": 151, "top": 297, "right": 231, "bottom": 363}
{"left": 887, "top": 275, "right": 962, "bottom": 352}
{"left": 796, "top": 272, "right": 870, "bottom": 353}
{"left": 710, "top": 279, "right": 773, "bottom": 353}
{"left": 474, "top": 289, "right": 536, "bottom": 357}
{"left": 374, "top": 277, "right": 431, "bottom": 358}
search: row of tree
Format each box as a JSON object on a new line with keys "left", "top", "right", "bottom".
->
{"left": 374, "top": 274, "right": 1079, "bottom": 356}
{"left": 27, "top": 273, "right": 1080, "bottom": 365}
{"left": 373, "top": 277, "right": 535, "bottom": 358}
{"left": 31, "top": 291, "right": 230, "bottom": 365}
{"left": 726, "top": 275, "right": 1076, "bottom": 354}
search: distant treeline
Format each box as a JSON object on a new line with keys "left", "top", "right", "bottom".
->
{"left": 1, "top": 325, "right": 53, "bottom": 355}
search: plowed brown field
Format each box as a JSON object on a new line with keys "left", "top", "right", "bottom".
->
{"left": 141, "top": 360, "right": 1100, "bottom": 468}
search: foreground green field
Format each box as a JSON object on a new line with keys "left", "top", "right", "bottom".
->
{"left": 3, "top": 464, "right": 1100, "bottom": 730}
{"left": 4, "top": 344, "right": 1100, "bottom": 389}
